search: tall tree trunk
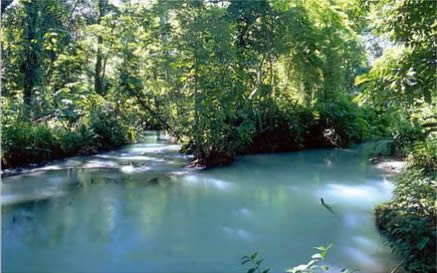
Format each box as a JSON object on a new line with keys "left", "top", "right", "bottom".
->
{"left": 95, "top": 36, "right": 103, "bottom": 95}
{"left": 94, "top": 0, "right": 106, "bottom": 96}
{"left": 22, "top": 1, "right": 38, "bottom": 106}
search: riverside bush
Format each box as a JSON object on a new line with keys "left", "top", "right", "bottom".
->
{"left": 313, "top": 96, "right": 370, "bottom": 146}
{"left": 1, "top": 122, "right": 60, "bottom": 167}
{"left": 375, "top": 138, "right": 437, "bottom": 272}
{"left": 1, "top": 114, "right": 134, "bottom": 168}
{"left": 407, "top": 138, "right": 437, "bottom": 175}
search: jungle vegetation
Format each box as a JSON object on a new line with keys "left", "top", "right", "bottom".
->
{"left": 1, "top": 0, "right": 436, "bottom": 272}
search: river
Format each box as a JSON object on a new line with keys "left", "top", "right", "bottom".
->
{"left": 1, "top": 131, "right": 400, "bottom": 273}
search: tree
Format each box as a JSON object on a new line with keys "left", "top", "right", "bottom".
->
{"left": 94, "top": 0, "right": 109, "bottom": 96}
{"left": 356, "top": 0, "right": 436, "bottom": 108}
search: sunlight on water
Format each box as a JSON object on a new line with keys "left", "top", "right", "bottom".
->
{"left": 343, "top": 247, "right": 380, "bottom": 270}
{"left": 353, "top": 236, "right": 379, "bottom": 251}
{"left": 2, "top": 136, "right": 400, "bottom": 273}
{"left": 235, "top": 207, "right": 252, "bottom": 218}
{"left": 223, "top": 226, "right": 252, "bottom": 240}
{"left": 317, "top": 182, "right": 393, "bottom": 209}
{"left": 183, "top": 175, "right": 235, "bottom": 191}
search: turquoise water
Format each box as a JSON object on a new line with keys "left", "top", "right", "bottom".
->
{"left": 1, "top": 132, "right": 399, "bottom": 272}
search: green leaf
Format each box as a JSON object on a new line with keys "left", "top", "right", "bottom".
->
{"left": 247, "top": 268, "right": 256, "bottom": 273}
{"left": 417, "top": 237, "right": 430, "bottom": 250}
{"left": 311, "top": 253, "right": 323, "bottom": 259}
{"left": 250, "top": 252, "right": 258, "bottom": 260}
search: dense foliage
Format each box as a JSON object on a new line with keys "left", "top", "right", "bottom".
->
{"left": 357, "top": 0, "right": 436, "bottom": 272}
{"left": 1, "top": 0, "right": 375, "bottom": 168}
{"left": 1, "top": 0, "right": 436, "bottom": 271}
{"left": 375, "top": 139, "right": 437, "bottom": 273}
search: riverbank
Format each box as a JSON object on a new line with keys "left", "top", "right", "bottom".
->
{"left": 372, "top": 140, "right": 437, "bottom": 273}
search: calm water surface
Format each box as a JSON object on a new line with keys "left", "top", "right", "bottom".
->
{"left": 2, "top": 132, "right": 400, "bottom": 273}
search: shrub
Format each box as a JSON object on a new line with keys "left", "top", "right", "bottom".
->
{"left": 390, "top": 118, "right": 426, "bottom": 157}
{"left": 407, "top": 138, "right": 437, "bottom": 175}
{"left": 1, "top": 122, "right": 60, "bottom": 167}
{"left": 58, "top": 125, "right": 99, "bottom": 156}
{"left": 240, "top": 103, "right": 312, "bottom": 154}
{"left": 312, "top": 96, "right": 370, "bottom": 147}
{"left": 1, "top": 110, "right": 135, "bottom": 168}
{"left": 89, "top": 109, "right": 132, "bottom": 150}
{"left": 375, "top": 168, "right": 436, "bottom": 273}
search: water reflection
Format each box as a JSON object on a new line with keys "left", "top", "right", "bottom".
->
{"left": 2, "top": 140, "right": 400, "bottom": 273}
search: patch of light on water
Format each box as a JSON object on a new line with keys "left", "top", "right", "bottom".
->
{"left": 120, "top": 165, "right": 135, "bottom": 174}
{"left": 123, "top": 144, "right": 180, "bottom": 155}
{"left": 342, "top": 213, "right": 362, "bottom": 228}
{"left": 343, "top": 247, "right": 381, "bottom": 272}
{"left": 83, "top": 160, "right": 120, "bottom": 169}
{"left": 1, "top": 191, "right": 65, "bottom": 206}
{"left": 169, "top": 169, "right": 194, "bottom": 176}
{"left": 353, "top": 236, "right": 379, "bottom": 250}
{"left": 97, "top": 154, "right": 152, "bottom": 161}
{"left": 183, "top": 176, "right": 235, "bottom": 191}
{"left": 208, "top": 178, "right": 234, "bottom": 191}
{"left": 25, "top": 171, "right": 47, "bottom": 177}
{"left": 38, "top": 160, "right": 83, "bottom": 171}
{"left": 120, "top": 165, "right": 153, "bottom": 174}
{"left": 317, "top": 183, "right": 392, "bottom": 207}
{"left": 39, "top": 165, "right": 63, "bottom": 171}
{"left": 223, "top": 226, "right": 252, "bottom": 240}
{"left": 235, "top": 208, "right": 252, "bottom": 218}
{"left": 329, "top": 184, "right": 372, "bottom": 197}
{"left": 381, "top": 178, "right": 395, "bottom": 192}
{"left": 102, "top": 197, "right": 117, "bottom": 233}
